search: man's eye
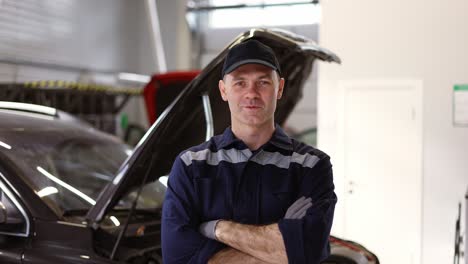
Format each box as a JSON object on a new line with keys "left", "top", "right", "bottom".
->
{"left": 259, "top": 80, "right": 271, "bottom": 86}
{"left": 234, "top": 81, "right": 245, "bottom": 87}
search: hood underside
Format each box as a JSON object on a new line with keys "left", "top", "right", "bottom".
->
{"left": 86, "top": 28, "right": 341, "bottom": 224}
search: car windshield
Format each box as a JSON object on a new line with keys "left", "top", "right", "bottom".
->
{"left": 0, "top": 128, "right": 132, "bottom": 216}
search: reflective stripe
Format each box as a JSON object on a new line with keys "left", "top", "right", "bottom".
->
{"left": 181, "top": 148, "right": 320, "bottom": 169}
{"left": 251, "top": 151, "right": 290, "bottom": 169}
{"left": 291, "top": 152, "right": 320, "bottom": 168}
{"left": 181, "top": 148, "right": 252, "bottom": 166}
{"left": 251, "top": 151, "right": 320, "bottom": 169}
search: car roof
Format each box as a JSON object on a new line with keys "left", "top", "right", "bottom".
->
{"left": 0, "top": 102, "right": 89, "bottom": 130}
{"left": 0, "top": 102, "right": 118, "bottom": 144}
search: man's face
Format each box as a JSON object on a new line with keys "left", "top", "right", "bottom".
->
{"left": 219, "top": 63, "right": 284, "bottom": 128}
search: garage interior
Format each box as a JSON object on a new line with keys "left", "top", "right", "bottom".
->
{"left": 0, "top": 0, "right": 467, "bottom": 263}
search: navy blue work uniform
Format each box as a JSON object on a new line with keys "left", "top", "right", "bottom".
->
{"left": 162, "top": 125, "right": 337, "bottom": 263}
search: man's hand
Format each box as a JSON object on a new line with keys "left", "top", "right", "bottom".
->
{"left": 199, "top": 220, "right": 221, "bottom": 240}
{"left": 284, "top": 196, "right": 313, "bottom": 219}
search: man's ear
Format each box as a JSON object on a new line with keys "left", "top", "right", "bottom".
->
{"left": 277, "top": 77, "right": 285, "bottom": 100}
{"left": 219, "top": 80, "right": 228, "bottom": 101}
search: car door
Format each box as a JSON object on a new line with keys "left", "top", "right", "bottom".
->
{"left": 0, "top": 173, "right": 30, "bottom": 264}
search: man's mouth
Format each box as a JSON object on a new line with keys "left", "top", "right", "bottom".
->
{"left": 242, "top": 105, "right": 264, "bottom": 111}
{"left": 244, "top": 105, "right": 261, "bottom": 109}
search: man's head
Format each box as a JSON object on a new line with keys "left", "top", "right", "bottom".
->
{"left": 219, "top": 40, "right": 285, "bottom": 130}
{"left": 222, "top": 40, "right": 281, "bottom": 78}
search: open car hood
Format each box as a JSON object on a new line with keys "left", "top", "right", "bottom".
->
{"left": 86, "top": 28, "right": 341, "bottom": 224}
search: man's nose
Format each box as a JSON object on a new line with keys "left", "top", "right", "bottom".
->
{"left": 244, "top": 82, "right": 260, "bottom": 98}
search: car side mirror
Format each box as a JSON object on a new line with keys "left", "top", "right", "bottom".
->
{"left": 0, "top": 201, "right": 7, "bottom": 224}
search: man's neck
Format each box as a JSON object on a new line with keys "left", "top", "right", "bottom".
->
{"left": 231, "top": 122, "right": 275, "bottom": 151}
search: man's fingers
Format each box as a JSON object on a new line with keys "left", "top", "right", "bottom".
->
{"left": 285, "top": 196, "right": 305, "bottom": 217}
{"left": 290, "top": 197, "right": 312, "bottom": 214}
{"left": 290, "top": 201, "right": 313, "bottom": 219}
{"left": 292, "top": 196, "right": 306, "bottom": 207}
{"left": 302, "top": 197, "right": 312, "bottom": 205}
{"left": 296, "top": 210, "right": 307, "bottom": 219}
{"left": 291, "top": 197, "right": 309, "bottom": 209}
{"left": 199, "top": 220, "right": 220, "bottom": 240}
{"left": 285, "top": 196, "right": 313, "bottom": 219}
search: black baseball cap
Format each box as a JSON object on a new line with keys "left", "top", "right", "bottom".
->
{"left": 222, "top": 39, "right": 281, "bottom": 77}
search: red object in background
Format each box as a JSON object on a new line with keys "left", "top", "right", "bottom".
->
{"left": 143, "top": 71, "right": 200, "bottom": 124}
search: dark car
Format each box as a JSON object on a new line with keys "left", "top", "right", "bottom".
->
{"left": 0, "top": 101, "right": 167, "bottom": 263}
{"left": 0, "top": 28, "right": 377, "bottom": 263}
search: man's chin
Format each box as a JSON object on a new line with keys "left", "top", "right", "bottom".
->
{"left": 238, "top": 118, "right": 271, "bottom": 128}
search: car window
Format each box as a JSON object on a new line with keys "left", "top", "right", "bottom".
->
{"left": 0, "top": 179, "right": 28, "bottom": 236}
{"left": 0, "top": 130, "right": 131, "bottom": 216}
{"left": 47, "top": 140, "right": 128, "bottom": 204}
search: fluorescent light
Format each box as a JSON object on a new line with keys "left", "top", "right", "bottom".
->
{"left": 79, "top": 255, "right": 90, "bottom": 259}
{"left": 36, "top": 166, "right": 96, "bottom": 205}
{"left": 0, "top": 141, "right": 11, "bottom": 150}
{"left": 36, "top": 186, "right": 58, "bottom": 197}
{"left": 109, "top": 216, "right": 120, "bottom": 226}
{"left": 125, "top": 149, "right": 133, "bottom": 156}
{"left": 118, "top": 73, "right": 151, "bottom": 84}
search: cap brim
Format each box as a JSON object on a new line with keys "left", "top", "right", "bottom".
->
{"left": 223, "top": 59, "right": 278, "bottom": 76}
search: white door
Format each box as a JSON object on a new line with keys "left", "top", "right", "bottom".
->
{"left": 339, "top": 80, "right": 422, "bottom": 264}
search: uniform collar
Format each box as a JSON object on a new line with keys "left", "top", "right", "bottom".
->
{"left": 219, "top": 124, "right": 293, "bottom": 151}
{"left": 269, "top": 124, "right": 293, "bottom": 151}
{"left": 219, "top": 126, "right": 245, "bottom": 149}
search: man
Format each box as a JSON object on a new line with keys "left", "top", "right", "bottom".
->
{"left": 162, "top": 39, "right": 337, "bottom": 263}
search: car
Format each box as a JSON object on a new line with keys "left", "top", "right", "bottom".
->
{"left": 0, "top": 101, "right": 143, "bottom": 263}
{"left": 326, "top": 236, "right": 379, "bottom": 264}
{"left": 0, "top": 28, "right": 378, "bottom": 263}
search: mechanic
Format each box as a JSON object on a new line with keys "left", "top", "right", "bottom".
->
{"left": 162, "top": 39, "right": 337, "bottom": 264}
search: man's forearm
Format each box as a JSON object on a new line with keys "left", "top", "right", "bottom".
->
{"left": 208, "top": 247, "right": 269, "bottom": 264}
{"left": 215, "top": 221, "right": 288, "bottom": 264}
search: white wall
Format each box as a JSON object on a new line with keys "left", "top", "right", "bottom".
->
{"left": 318, "top": 0, "right": 468, "bottom": 262}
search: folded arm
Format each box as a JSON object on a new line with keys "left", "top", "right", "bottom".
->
{"left": 204, "top": 156, "right": 336, "bottom": 264}
{"left": 161, "top": 156, "right": 225, "bottom": 263}
{"left": 205, "top": 197, "right": 312, "bottom": 263}
{"left": 214, "top": 221, "right": 287, "bottom": 264}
